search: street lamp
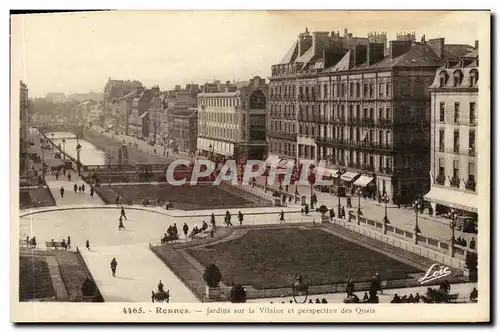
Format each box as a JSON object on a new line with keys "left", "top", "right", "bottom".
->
{"left": 412, "top": 198, "right": 422, "bottom": 244}
{"left": 208, "top": 143, "right": 213, "bottom": 161}
{"left": 450, "top": 212, "right": 459, "bottom": 257}
{"left": 104, "top": 150, "right": 116, "bottom": 186}
{"left": 356, "top": 187, "right": 363, "bottom": 215}
{"left": 76, "top": 140, "right": 82, "bottom": 176}
{"left": 337, "top": 171, "right": 342, "bottom": 218}
{"left": 382, "top": 192, "right": 390, "bottom": 233}
{"left": 291, "top": 274, "right": 309, "bottom": 304}
{"left": 62, "top": 138, "right": 66, "bottom": 160}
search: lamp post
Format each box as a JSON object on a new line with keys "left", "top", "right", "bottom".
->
{"left": 291, "top": 274, "right": 309, "bottom": 304}
{"left": 104, "top": 150, "right": 116, "bottom": 186}
{"left": 412, "top": 198, "right": 422, "bottom": 244}
{"left": 356, "top": 187, "right": 362, "bottom": 215}
{"left": 450, "top": 212, "right": 459, "bottom": 257}
{"left": 62, "top": 138, "right": 66, "bottom": 160}
{"left": 337, "top": 170, "right": 341, "bottom": 218}
{"left": 76, "top": 139, "right": 82, "bottom": 176}
{"left": 382, "top": 192, "right": 390, "bottom": 234}
{"left": 208, "top": 143, "right": 213, "bottom": 161}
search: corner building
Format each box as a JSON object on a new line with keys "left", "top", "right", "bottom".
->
{"left": 424, "top": 43, "right": 479, "bottom": 222}
{"left": 269, "top": 29, "right": 474, "bottom": 204}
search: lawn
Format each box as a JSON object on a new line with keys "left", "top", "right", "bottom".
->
{"left": 19, "top": 256, "right": 55, "bottom": 301}
{"left": 95, "top": 184, "right": 271, "bottom": 210}
{"left": 186, "top": 228, "right": 423, "bottom": 289}
{"left": 19, "top": 187, "right": 56, "bottom": 210}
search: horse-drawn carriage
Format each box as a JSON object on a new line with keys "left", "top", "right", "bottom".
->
{"left": 151, "top": 281, "right": 170, "bottom": 303}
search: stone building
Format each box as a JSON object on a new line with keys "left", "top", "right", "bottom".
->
{"left": 171, "top": 107, "right": 198, "bottom": 153}
{"left": 197, "top": 77, "right": 268, "bottom": 161}
{"left": 269, "top": 28, "right": 474, "bottom": 204}
{"left": 103, "top": 78, "right": 143, "bottom": 111}
{"left": 424, "top": 41, "right": 479, "bottom": 221}
{"left": 165, "top": 84, "right": 200, "bottom": 147}
{"left": 128, "top": 87, "right": 158, "bottom": 138}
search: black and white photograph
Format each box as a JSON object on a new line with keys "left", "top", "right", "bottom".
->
{"left": 10, "top": 10, "right": 490, "bottom": 323}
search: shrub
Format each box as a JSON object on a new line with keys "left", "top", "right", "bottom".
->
{"left": 318, "top": 205, "right": 328, "bottom": 214}
{"left": 203, "top": 264, "right": 222, "bottom": 287}
{"left": 229, "top": 284, "right": 247, "bottom": 303}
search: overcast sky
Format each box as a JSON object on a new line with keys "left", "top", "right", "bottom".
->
{"left": 14, "top": 11, "right": 483, "bottom": 97}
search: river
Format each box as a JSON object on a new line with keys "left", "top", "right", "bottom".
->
{"left": 46, "top": 131, "right": 107, "bottom": 165}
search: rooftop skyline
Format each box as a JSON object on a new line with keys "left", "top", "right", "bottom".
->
{"left": 13, "top": 11, "right": 481, "bottom": 97}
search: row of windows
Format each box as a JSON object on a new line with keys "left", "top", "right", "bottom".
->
{"left": 436, "top": 159, "right": 476, "bottom": 190}
{"left": 198, "top": 97, "right": 240, "bottom": 108}
{"left": 438, "top": 129, "right": 476, "bottom": 154}
{"left": 199, "top": 126, "right": 239, "bottom": 141}
{"left": 269, "top": 81, "right": 392, "bottom": 99}
{"left": 270, "top": 104, "right": 393, "bottom": 121}
{"left": 438, "top": 69, "right": 478, "bottom": 88}
{"left": 438, "top": 101, "right": 476, "bottom": 125}
{"left": 199, "top": 112, "right": 238, "bottom": 124}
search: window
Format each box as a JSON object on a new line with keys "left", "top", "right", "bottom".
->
{"left": 324, "top": 84, "right": 328, "bottom": 98}
{"left": 356, "top": 105, "right": 361, "bottom": 119}
{"left": 469, "top": 102, "right": 476, "bottom": 125}
{"left": 469, "top": 131, "right": 475, "bottom": 155}
{"left": 386, "top": 107, "right": 391, "bottom": 119}
{"left": 369, "top": 84, "right": 374, "bottom": 98}
{"left": 469, "top": 70, "right": 478, "bottom": 87}
{"left": 379, "top": 82, "right": 384, "bottom": 96}
{"left": 439, "top": 102, "right": 445, "bottom": 122}
{"left": 454, "top": 102, "right": 460, "bottom": 124}
{"left": 453, "top": 130, "right": 460, "bottom": 153}
{"left": 364, "top": 84, "right": 368, "bottom": 97}
{"left": 349, "top": 83, "right": 354, "bottom": 97}
{"left": 363, "top": 108, "right": 368, "bottom": 119}
{"left": 369, "top": 108, "right": 374, "bottom": 120}
{"left": 453, "top": 70, "right": 463, "bottom": 87}
{"left": 467, "top": 162, "right": 476, "bottom": 190}
{"left": 386, "top": 82, "right": 391, "bottom": 97}
{"left": 356, "top": 83, "right": 360, "bottom": 97}
{"left": 452, "top": 160, "right": 460, "bottom": 187}
{"left": 439, "top": 129, "right": 445, "bottom": 152}
{"left": 341, "top": 84, "right": 345, "bottom": 97}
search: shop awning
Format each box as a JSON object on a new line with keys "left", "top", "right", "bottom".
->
{"left": 424, "top": 186, "right": 478, "bottom": 213}
{"left": 315, "top": 166, "right": 339, "bottom": 178}
{"left": 340, "top": 171, "right": 360, "bottom": 182}
{"left": 354, "top": 175, "right": 374, "bottom": 187}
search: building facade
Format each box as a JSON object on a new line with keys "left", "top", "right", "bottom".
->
{"left": 269, "top": 29, "right": 474, "bottom": 204}
{"left": 128, "top": 87, "right": 158, "bottom": 138}
{"left": 20, "top": 81, "right": 29, "bottom": 173}
{"left": 171, "top": 108, "right": 198, "bottom": 153}
{"left": 103, "top": 78, "right": 143, "bottom": 112}
{"left": 165, "top": 84, "right": 200, "bottom": 147}
{"left": 197, "top": 77, "right": 268, "bottom": 161}
{"left": 424, "top": 42, "right": 479, "bottom": 221}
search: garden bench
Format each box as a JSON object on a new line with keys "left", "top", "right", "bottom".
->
{"left": 45, "top": 241, "right": 68, "bottom": 250}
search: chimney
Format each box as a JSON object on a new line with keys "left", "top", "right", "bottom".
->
{"left": 351, "top": 44, "right": 367, "bottom": 67}
{"left": 389, "top": 40, "right": 413, "bottom": 59}
{"left": 427, "top": 38, "right": 445, "bottom": 59}
{"left": 323, "top": 46, "right": 349, "bottom": 69}
{"left": 367, "top": 43, "right": 385, "bottom": 65}
{"left": 475, "top": 40, "right": 479, "bottom": 50}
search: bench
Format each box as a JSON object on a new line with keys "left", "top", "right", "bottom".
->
{"left": 45, "top": 241, "right": 68, "bottom": 250}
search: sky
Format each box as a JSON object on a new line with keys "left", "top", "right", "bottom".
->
{"left": 13, "top": 10, "right": 484, "bottom": 98}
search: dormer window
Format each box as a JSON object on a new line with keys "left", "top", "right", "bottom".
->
{"left": 453, "top": 70, "right": 463, "bottom": 87}
{"left": 439, "top": 71, "right": 448, "bottom": 87}
{"left": 469, "top": 69, "right": 478, "bottom": 87}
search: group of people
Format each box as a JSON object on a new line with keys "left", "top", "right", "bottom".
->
{"left": 48, "top": 236, "right": 71, "bottom": 250}
{"left": 24, "top": 236, "right": 37, "bottom": 248}
{"left": 390, "top": 293, "right": 422, "bottom": 303}
{"left": 271, "top": 298, "right": 329, "bottom": 304}
{"left": 189, "top": 220, "right": 212, "bottom": 239}
{"left": 59, "top": 182, "right": 95, "bottom": 199}
{"left": 455, "top": 236, "right": 475, "bottom": 249}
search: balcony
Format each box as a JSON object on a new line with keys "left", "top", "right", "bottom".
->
{"left": 361, "top": 118, "right": 375, "bottom": 125}
{"left": 435, "top": 173, "right": 445, "bottom": 185}
{"left": 267, "top": 131, "right": 297, "bottom": 141}
{"left": 378, "top": 167, "right": 393, "bottom": 176}
{"left": 465, "top": 179, "right": 476, "bottom": 191}
{"left": 360, "top": 164, "right": 375, "bottom": 172}
{"left": 377, "top": 118, "right": 393, "bottom": 126}
{"left": 450, "top": 177, "right": 460, "bottom": 188}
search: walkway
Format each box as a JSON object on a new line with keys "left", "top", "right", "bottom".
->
{"left": 79, "top": 244, "right": 199, "bottom": 302}
{"left": 46, "top": 173, "right": 104, "bottom": 206}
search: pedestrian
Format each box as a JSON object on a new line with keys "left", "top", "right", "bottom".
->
{"left": 279, "top": 210, "right": 285, "bottom": 223}
{"left": 183, "top": 223, "right": 189, "bottom": 239}
{"left": 118, "top": 216, "right": 125, "bottom": 230}
{"left": 82, "top": 183, "right": 85, "bottom": 192}
{"left": 470, "top": 237, "right": 476, "bottom": 250}
{"left": 67, "top": 236, "right": 71, "bottom": 249}
{"left": 341, "top": 206, "right": 346, "bottom": 219}
{"left": 78, "top": 185, "right": 82, "bottom": 193}
{"left": 90, "top": 187, "right": 94, "bottom": 198}
{"left": 85, "top": 240, "right": 90, "bottom": 251}
{"left": 68, "top": 172, "right": 71, "bottom": 181}
{"left": 110, "top": 258, "right": 118, "bottom": 277}
{"left": 120, "top": 206, "right": 127, "bottom": 220}
{"left": 60, "top": 186, "right": 65, "bottom": 198}
{"left": 172, "top": 223, "right": 178, "bottom": 237}
{"left": 73, "top": 183, "right": 78, "bottom": 193}
{"left": 115, "top": 195, "right": 120, "bottom": 205}
{"left": 329, "top": 208, "right": 335, "bottom": 221}
{"left": 55, "top": 171, "right": 59, "bottom": 180}
{"left": 211, "top": 213, "right": 216, "bottom": 227}
{"left": 238, "top": 211, "right": 244, "bottom": 226}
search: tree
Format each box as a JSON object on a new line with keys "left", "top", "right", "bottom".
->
{"left": 203, "top": 264, "right": 222, "bottom": 288}
{"left": 318, "top": 205, "right": 328, "bottom": 215}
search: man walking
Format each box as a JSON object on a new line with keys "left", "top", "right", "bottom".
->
{"left": 183, "top": 223, "right": 189, "bottom": 240}
{"left": 238, "top": 211, "right": 244, "bottom": 226}
{"left": 120, "top": 206, "right": 127, "bottom": 220}
{"left": 67, "top": 172, "right": 71, "bottom": 182}
{"left": 74, "top": 183, "right": 78, "bottom": 193}
{"left": 60, "top": 186, "right": 65, "bottom": 198}
{"left": 110, "top": 258, "right": 118, "bottom": 277}
{"left": 279, "top": 210, "right": 286, "bottom": 223}
{"left": 85, "top": 239, "right": 90, "bottom": 251}
{"left": 118, "top": 216, "right": 125, "bottom": 230}
{"left": 90, "top": 186, "right": 94, "bottom": 198}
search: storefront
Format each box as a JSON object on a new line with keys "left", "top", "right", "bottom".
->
{"left": 340, "top": 171, "right": 361, "bottom": 195}
{"left": 424, "top": 186, "right": 478, "bottom": 220}
{"left": 353, "top": 174, "right": 376, "bottom": 198}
